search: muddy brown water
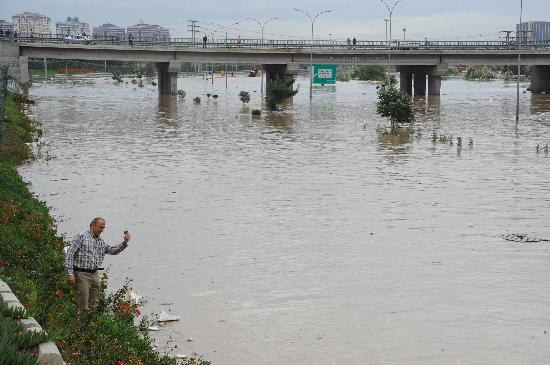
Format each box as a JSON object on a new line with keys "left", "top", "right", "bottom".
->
{"left": 19, "top": 75, "right": 550, "bottom": 364}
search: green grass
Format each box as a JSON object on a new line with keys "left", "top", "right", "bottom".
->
{"left": 0, "top": 93, "right": 210, "bottom": 365}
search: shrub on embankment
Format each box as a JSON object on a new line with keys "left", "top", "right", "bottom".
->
{"left": 0, "top": 94, "right": 209, "bottom": 364}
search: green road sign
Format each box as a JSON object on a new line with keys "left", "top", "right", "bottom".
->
{"left": 313, "top": 64, "right": 337, "bottom": 84}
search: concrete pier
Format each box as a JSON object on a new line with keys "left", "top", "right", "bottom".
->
{"left": 414, "top": 73, "right": 427, "bottom": 95}
{"left": 264, "top": 62, "right": 299, "bottom": 82}
{"left": 263, "top": 62, "right": 299, "bottom": 101}
{"left": 530, "top": 65, "right": 550, "bottom": 93}
{"left": 398, "top": 64, "right": 447, "bottom": 96}
{"left": 400, "top": 72, "right": 413, "bottom": 94}
{"left": 428, "top": 74, "right": 442, "bottom": 95}
{"left": 156, "top": 62, "right": 178, "bottom": 95}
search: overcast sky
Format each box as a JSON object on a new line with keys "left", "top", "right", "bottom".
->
{"left": 1, "top": 0, "right": 548, "bottom": 41}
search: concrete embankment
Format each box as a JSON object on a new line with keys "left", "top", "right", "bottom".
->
{"left": 0, "top": 279, "right": 64, "bottom": 365}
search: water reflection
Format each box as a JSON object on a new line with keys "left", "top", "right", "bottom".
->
{"left": 530, "top": 93, "right": 550, "bottom": 114}
{"left": 263, "top": 111, "right": 295, "bottom": 133}
{"left": 376, "top": 129, "right": 414, "bottom": 155}
{"left": 413, "top": 95, "right": 441, "bottom": 124}
{"left": 156, "top": 95, "right": 178, "bottom": 126}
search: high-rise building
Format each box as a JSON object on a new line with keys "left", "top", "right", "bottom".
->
{"left": 0, "top": 19, "right": 14, "bottom": 34}
{"left": 92, "top": 23, "right": 126, "bottom": 40}
{"left": 12, "top": 12, "right": 51, "bottom": 36}
{"left": 516, "top": 21, "right": 550, "bottom": 43}
{"left": 56, "top": 17, "right": 90, "bottom": 36}
{"left": 126, "top": 21, "right": 170, "bottom": 42}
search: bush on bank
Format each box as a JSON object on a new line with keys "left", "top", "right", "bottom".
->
{"left": 0, "top": 93, "right": 210, "bottom": 365}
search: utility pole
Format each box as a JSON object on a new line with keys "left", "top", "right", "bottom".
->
{"left": 187, "top": 20, "right": 199, "bottom": 44}
{"left": 500, "top": 30, "right": 514, "bottom": 46}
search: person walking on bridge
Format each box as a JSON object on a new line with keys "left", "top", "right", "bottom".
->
{"left": 203, "top": 35, "right": 207, "bottom": 48}
{"left": 128, "top": 33, "right": 134, "bottom": 46}
{"left": 65, "top": 217, "right": 131, "bottom": 310}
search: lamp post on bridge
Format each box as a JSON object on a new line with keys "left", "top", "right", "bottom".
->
{"left": 293, "top": 8, "right": 334, "bottom": 99}
{"left": 246, "top": 17, "right": 278, "bottom": 96}
{"left": 214, "top": 21, "right": 241, "bottom": 90}
{"left": 379, "top": 0, "right": 404, "bottom": 83}
{"left": 516, "top": 0, "right": 523, "bottom": 122}
{"left": 402, "top": 27, "right": 406, "bottom": 41}
{"left": 384, "top": 19, "right": 389, "bottom": 46}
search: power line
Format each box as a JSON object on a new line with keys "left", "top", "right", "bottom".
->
{"left": 187, "top": 20, "right": 198, "bottom": 42}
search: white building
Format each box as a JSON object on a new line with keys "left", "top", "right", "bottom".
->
{"left": 56, "top": 17, "right": 90, "bottom": 36}
{"left": 0, "top": 19, "right": 14, "bottom": 34}
{"left": 92, "top": 23, "right": 126, "bottom": 40}
{"left": 127, "top": 21, "right": 170, "bottom": 42}
{"left": 12, "top": 12, "right": 51, "bottom": 37}
{"left": 516, "top": 21, "right": 550, "bottom": 43}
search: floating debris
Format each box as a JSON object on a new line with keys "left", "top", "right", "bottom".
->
{"left": 157, "top": 311, "right": 181, "bottom": 322}
{"left": 186, "top": 337, "right": 195, "bottom": 342}
{"left": 148, "top": 325, "right": 161, "bottom": 331}
{"left": 500, "top": 233, "right": 549, "bottom": 243}
{"left": 125, "top": 289, "right": 145, "bottom": 305}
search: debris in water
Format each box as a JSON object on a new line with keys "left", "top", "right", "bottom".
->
{"left": 500, "top": 233, "right": 549, "bottom": 243}
{"left": 157, "top": 311, "right": 181, "bottom": 322}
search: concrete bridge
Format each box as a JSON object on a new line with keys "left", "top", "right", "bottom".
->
{"left": 1, "top": 37, "right": 550, "bottom": 95}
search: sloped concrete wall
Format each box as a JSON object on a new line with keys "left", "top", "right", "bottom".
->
{"left": 0, "top": 279, "right": 64, "bottom": 365}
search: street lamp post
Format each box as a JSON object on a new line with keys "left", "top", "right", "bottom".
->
{"left": 516, "top": 0, "right": 523, "bottom": 122}
{"left": 379, "top": 0, "right": 404, "bottom": 83}
{"left": 293, "top": 8, "right": 334, "bottom": 99}
{"left": 246, "top": 17, "right": 278, "bottom": 95}
{"left": 214, "top": 22, "right": 241, "bottom": 90}
{"left": 384, "top": 19, "right": 389, "bottom": 45}
{"left": 402, "top": 27, "right": 406, "bottom": 41}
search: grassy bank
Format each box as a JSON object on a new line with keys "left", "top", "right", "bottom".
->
{"left": 0, "top": 93, "right": 209, "bottom": 365}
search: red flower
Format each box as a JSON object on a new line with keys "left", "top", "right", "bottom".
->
{"left": 73, "top": 351, "right": 81, "bottom": 358}
{"left": 54, "top": 290, "right": 64, "bottom": 298}
{"left": 117, "top": 360, "right": 126, "bottom": 365}
{"left": 136, "top": 309, "right": 141, "bottom": 316}
{"left": 0, "top": 259, "right": 5, "bottom": 266}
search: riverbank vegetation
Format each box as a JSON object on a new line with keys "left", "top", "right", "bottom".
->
{"left": 351, "top": 65, "right": 387, "bottom": 82}
{"left": 0, "top": 91, "right": 209, "bottom": 364}
{"left": 464, "top": 65, "right": 532, "bottom": 81}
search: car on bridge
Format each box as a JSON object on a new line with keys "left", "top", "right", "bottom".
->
{"left": 63, "top": 34, "right": 92, "bottom": 45}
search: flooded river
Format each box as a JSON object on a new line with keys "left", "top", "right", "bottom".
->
{"left": 19, "top": 74, "right": 550, "bottom": 364}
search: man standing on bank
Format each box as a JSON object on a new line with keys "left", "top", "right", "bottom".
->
{"left": 65, "top": 217, "right": 130, "bottom": 310}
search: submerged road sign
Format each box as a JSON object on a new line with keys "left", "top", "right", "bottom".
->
{"left": 313, "top": 64, "right": 337, "bottom": 84}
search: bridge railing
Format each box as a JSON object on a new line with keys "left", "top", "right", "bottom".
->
{"left": 3, "top": 33, "right": 550, "bottom": 51}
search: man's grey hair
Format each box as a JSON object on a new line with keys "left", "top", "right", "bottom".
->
{"left": 90, "top": 217, "right": 105, "bottom": 228}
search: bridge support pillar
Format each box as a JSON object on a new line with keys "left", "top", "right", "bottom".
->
{"left": 428, "top": 74, "right": 442, "bottom": 95}
{"left": 264, "top": 63, "right": 298, "bottom": 83}
{"left": 263, "top": 63, "right": 298, "bottom": 104}
{"left": 400, "top": 72, "right": 412, "bottom": 94}
{"left": 156, "top": 62, "right": 179, "bottom": 95}
{"left": 414, "top": 73, "right": 426, "bottom": 95}
{"left": 530, "top": 65, "right": 550, "bottom": 93}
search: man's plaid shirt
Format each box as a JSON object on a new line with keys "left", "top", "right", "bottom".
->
{"left": 65, "top": 230, "right": 127, "bottom": 275}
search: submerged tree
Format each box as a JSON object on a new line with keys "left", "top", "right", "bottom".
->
{"left": 376, "top": 83, "right": 415, "bottom": 133}
{"left": 265, "top": 76, "right": 298, "bottom": 111}
{"left": 239, "top": 91, "right": 250, "bottom": 105}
